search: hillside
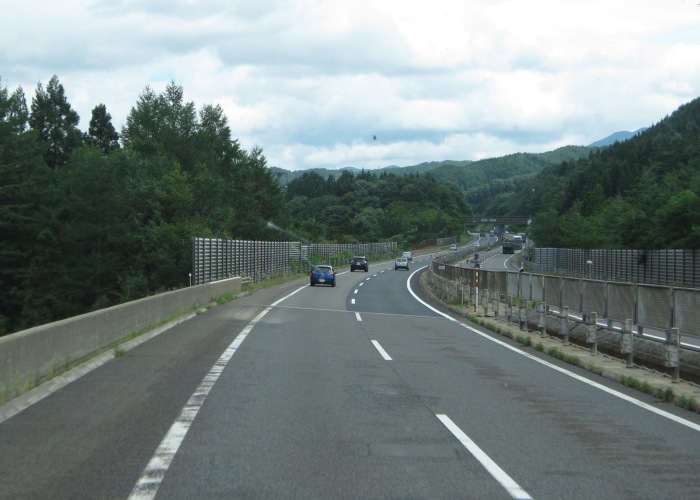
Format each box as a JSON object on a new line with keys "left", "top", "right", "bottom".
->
{"left": 273, "top": 146, "right": 595, "bottom": 202}
{"left": 428, "top": 146, "right": 595, "bottom": 212}
{"left": 490, "top": 96, "right": 700, "bottom": 249}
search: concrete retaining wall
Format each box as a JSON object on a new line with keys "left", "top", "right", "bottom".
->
{"left": 0, "top": 277, "right": 242, "bottom": 399}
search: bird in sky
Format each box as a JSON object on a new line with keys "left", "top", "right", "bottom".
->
{"left": 372, "top": 135, "right": 377, "bottom": 142}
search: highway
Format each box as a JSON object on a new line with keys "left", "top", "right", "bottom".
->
{"left": 2, "top": 254, "right": 700, "bottom": 499}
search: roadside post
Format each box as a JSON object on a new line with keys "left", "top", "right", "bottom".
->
{"left": 560, "top": 307, "right": 569, "bottom": 345}
{"left": 665, "top": 327, "right": 680, "bottom": 382}
{"left": 621, "top": 319, "right": 634, "bottom": 368}
{"left": 586, "top": 312, "right": 598, "bottom": 355}
{"left": 538, "top": 302, "right": 547, "bottom": 338}
{"left": 519, "top": 301, "right": 527, "bottom": 331}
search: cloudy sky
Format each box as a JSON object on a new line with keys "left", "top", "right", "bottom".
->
{"left": 2, "top": 0, "right": 699, "bottom": 171}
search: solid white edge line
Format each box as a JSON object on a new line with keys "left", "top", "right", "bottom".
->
{"left": 406, "top": 266, "right": 457, "bottom": 322}
{"left": 371, "top": 340, "right": 393, "bottom": 361}
{"left": 128, "top": 284, "right": 308, "bottom": 500}
{"left": 406, "top": 266, "right": 700, "bottom": 433}
{"left": 437, "top": 414, "right": 532, "bottom": 500}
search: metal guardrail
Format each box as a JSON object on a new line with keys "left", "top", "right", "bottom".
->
{"left": 426, "top": 253, "right": 700, "bottom": 380}
{"left": 429, "top": 253, "right": 700, "bottom": 343}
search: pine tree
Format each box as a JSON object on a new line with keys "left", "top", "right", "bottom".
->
{"left": 28, "top": 75, "right": 82, "bottom": 168}
{"left": 85, "top": 103, "right": 119, "bottom": 154}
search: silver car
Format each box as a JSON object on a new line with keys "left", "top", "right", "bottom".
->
{"left": 395, "top": 257, "right": 409, "bottom": 271}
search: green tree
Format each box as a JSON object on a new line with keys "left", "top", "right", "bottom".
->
{"left": 28, "top": 75, "right": 82, "bottom": 168}
{"left": 122, "top": 82, "right": 198, "bottom": 172}
{"left": 85, "top": 103, "right": 120, "bottom": 154}
{"left": 0, "top": 81, "right": 56, "bottom": 333}
{"left": 651, "top": 190, "right": 700, "bottom": 248}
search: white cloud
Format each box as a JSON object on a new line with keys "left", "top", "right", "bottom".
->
{"left": 1, "top": 0, "right": 699, "bottom": 170}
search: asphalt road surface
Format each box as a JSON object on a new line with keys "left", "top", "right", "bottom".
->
{"left": 3, "top": 254, "right": 700, "bottom": 499}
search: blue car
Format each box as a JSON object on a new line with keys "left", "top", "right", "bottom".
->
{"left": 310, "top": 265, "right": 336, "bottom": 287}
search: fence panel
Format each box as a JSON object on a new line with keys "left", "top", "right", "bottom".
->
{"left": 606, "top": 282, "right": 636, "bottom": 323}
{"left": 673, "top": 288, "right": 700, "bottom": 338}
{"left": 193, "top": 237, "right": 397, "bottom": 285}
{"left": 560, "top": 278, "right": 581, "bottom": 313}
{"left": 637, "top": 284, "right": 671, "bottom": 330}
{"left": 581, "top": 280, "right": 606, "bottom": 316}
{"left": 534, "top": 248, "right": 700, "bottom": 288}
{"left": 543, "top": 276, "right": 561, "bottom": 308}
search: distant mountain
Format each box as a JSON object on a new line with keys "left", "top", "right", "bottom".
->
{"left": 587, "top": 128, "right": 647, "bottom": 147}
{"left": 272, "top": 148, "right": 591, "bottom": 187}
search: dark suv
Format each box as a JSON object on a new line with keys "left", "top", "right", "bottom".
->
{"left": 350, "top": 256, "right": 369, "bottom": 272}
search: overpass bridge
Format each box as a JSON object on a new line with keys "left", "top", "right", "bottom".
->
{"left": 466, "top": 215, "right": 531, "bottom": 227}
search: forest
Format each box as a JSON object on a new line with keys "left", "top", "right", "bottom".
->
{"left": 0, "top": 76, "right": 289, "bottom": 335}
{"left": 484, "top": 98, "right": 700, "bottom": 249}
{"left": 0, "top": 76, "right": 467, "bottom": 335}
{"left": 2, "top": 74, "right": 699, "bottom": 335}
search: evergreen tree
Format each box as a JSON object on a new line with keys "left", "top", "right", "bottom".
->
{"left": 28, "top": 75, "right": 82, "bottom": 168}
{"left": 85, "top": 103, "right": 120, "bottom": 154}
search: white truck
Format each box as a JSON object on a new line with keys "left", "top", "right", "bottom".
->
{"left": 512, "top": 235, "right": 523, "bottom": 250}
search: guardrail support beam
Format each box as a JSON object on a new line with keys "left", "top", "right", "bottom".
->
{"left": 538, "top": 302, "right": 547, "bottom": 338}
{"left": 621, "top": 319, "right": 634, "bottom": 368}
{"left": 586, "top": 312, "right": 598, "bottom": 355}
{"left": 560, "top": 307, "right": 569, "bottom": 345}
{"left": 665, "top": 327, "right": 680, "bottom": 383}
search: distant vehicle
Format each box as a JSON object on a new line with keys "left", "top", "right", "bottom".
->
{"left": 350, "top": 256, "right": 368, "bottom": 272}
{"left": 395, "top": 257, "right": 409, "bottom": 270}
{"left": 512, "top": 235, "right": 523, "bottom": 250}
{"left": 479, "top": 231, "right": 486, "bottom": 237}
{"left": 309, "top": 265, "right": 336, "bottom": 286}
{"left": 502, "top": 242, "right": 515, "bottom": 254}
{"left": 402, "top": 251, "right": 413, "bottom": 261}
{"left": 450, "top": 244, "right": 457, "bottom": 251}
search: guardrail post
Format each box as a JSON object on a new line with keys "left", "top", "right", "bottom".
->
{"left": 586, "top": 312, "right": 598, "bottom": 355}
{"left": 538, "top": 302, "right": 547, "bottom": 338}
{"left": 506, "top": 295, "right": 513, "bottom": 324}
{"left": 665, "top": 327, "right": 680, "bottom": 383}
{"left": 621, "top": 319, "right": 634, "bottom": 368}
{"left": 519, "top": 301, "right": 527, "bottom": 331}
{"left": 560, "top": 306, "right": 569, "bottom": 345}
{"left": 481, "top": 289, "right": 489, "bottom": 316}
{"left": 493, "top": 293, "right": 500, "bottom": 321}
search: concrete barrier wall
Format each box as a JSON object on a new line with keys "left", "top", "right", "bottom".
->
{"left": 0, "top": 277, "right": 242, "bottom": 399}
